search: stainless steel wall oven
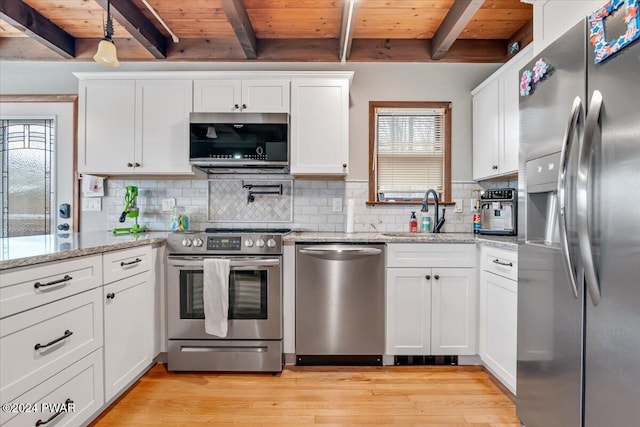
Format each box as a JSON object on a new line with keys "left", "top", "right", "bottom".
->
{"left": 166, "top": 229, "right": 288, "bottom": 372}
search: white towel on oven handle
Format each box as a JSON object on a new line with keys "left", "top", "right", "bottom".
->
{"left": 203, "top": 258, "right": 230, "bottom": 337}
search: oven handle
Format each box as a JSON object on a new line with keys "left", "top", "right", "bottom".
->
{"left": 168, "top": 257, "right": 280, "bottom": 268}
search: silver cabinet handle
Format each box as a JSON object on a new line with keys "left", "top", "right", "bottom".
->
{"left": 557, "top": 96, "right": 583, "bottom": 299}
{"left": 492, "top": 259, "right": 513, "bottom": 267}
{"left": 578, "top": 90, "right": 603, "bottom": 306}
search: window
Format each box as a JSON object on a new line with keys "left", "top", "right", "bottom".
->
{"left": 369, "top": 101, "right": 451, "bottom": 204}
{"left": 0, "top": 119, "right": 55, "bottom": 237}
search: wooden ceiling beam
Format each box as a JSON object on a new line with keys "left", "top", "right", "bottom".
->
{"left": 431, "top": 0, "right": 485, "bottom": 60}
{"left": 338, "top": 0, "right": 358, "bottom": 61}
{"left": 94, "top": 0, "right": 167, "bottom": 59}
{"left": 0, "top": 0, "right": 75, "bottom": 58}
{"left": 350, "top": 38, "right": 507, "bottom": 63}
{"left": 221, "top": 0, "right": 257, "bottom": 59}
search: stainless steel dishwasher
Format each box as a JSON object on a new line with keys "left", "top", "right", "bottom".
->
{"left": 295, "top": 243, "right": 385, "bottom": 365}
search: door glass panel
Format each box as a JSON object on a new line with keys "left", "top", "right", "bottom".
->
{"left": 0, "top": 119, "right": 54, "bottom": 237}
{"left": 179, "top": 269, "right": 268, "bottom": 320}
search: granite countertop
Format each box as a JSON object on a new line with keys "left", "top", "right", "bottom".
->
{"left": 0, "top": 231, "right": 168, "bottom": 270}
{"left": 284, "top": 231, "right": 519, "bottom": 249}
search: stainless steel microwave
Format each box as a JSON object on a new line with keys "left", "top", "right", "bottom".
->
{"left": 189, "top": 112, "right": 288, "bottom": 173}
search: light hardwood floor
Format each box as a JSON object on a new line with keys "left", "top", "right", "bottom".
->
{"left": 91, "top": 364, "right": 520, "bottom": 426}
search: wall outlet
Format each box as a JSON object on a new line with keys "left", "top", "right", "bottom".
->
{"left": 470, "top": 198, "right": 477, "bottom": 212}
{"left": 332, "top": 198, "right": 343, "bottom": 213}
{"left": 82, "top": 198, "right": 101, "bottom": 212}
{"left": 162, "top": 198, "right": 176, "bottom": 211}
{"left": 454, "top": 199, "right": 463, "bottom": 213}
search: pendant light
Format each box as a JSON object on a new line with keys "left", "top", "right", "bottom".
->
{"left": 94, "top": 0, "right": 119, "bottom": 67}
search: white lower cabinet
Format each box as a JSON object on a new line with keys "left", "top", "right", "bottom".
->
{"left": 386, "top": 268, "right": 432, "bottom": 355}
{"left": 385, "top": 244, "right": 477, "bottom": 357}
{"left": 103, "top": 272, "right": 153, "bottom": 402}
{"left": 479, "top": 245, "right": 518, "bottom": 394}
{"left": 431, "top": 268, "right": 477, "bottom": 355}
{"left": 0, "top": 350, "right": 104, "bottom": 427}
{"left": 0, "top": 287, "right": 103, "bottom": 402}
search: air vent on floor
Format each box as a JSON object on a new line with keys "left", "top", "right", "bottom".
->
{"left": 394, "top": 355, "right": 458, "bottom": 366}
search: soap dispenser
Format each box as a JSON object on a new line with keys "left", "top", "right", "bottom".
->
{"left": 409, "top": 211, "right": 418, "bottom": 233}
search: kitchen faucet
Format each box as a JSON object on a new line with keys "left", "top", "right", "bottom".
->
{"left": 421, "top": 189, "right": 440, "bottom": 233}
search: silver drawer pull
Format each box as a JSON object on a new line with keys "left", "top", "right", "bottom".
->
{"left": 34, "top": 330, "right": 73, "bottom": 350}
{"left": 120, "top": 258, "right": 142, "bottom": 267}
{"left": 492, "top": 258, "right": 513, "bottom": 267}
{"left": 34, "top": 275, "right": 72, "bottom": 289}
{"left": 35, "top": 399, "right": 73, "bottom": 426}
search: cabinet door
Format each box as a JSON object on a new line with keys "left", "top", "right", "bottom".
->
{"left": 385, "top": 268, "right": 431, "bottom": 355}
{"left": 193, "top": 79, "right": 241, "bottom": 112}
{"left": 78, "top": 80, "right": 135, "bottom": 174}
{"left": 290, "top": 78, "right": 349, "bottom": 175}
{"left": 431, "top": 268, "right": 477, "bottom": 355}
{"left": 103, "top": 273, "right": 153, "bottom": 402}
{"left": 480, "top": 270, "right": 517, "bottom": 394}
{"left": 533, "top": 0, "right": 604, "bottom": 55}
{"left": 472, "top": 78, "right": 500, "bottom": 180}
{"left": 500, "top": 47, "right": 533, "bottom": 174}
{"left": 242, "top": 79, "right": 290, "bottom": 113}
{"left": 135, "top": 80, "right": 193, "bottom": 174}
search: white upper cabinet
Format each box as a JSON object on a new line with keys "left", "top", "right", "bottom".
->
{"left": 290, "top": 77, "right": 351, "bottom": 176}
{"left": 135, "top": 80, "right": 193, "bottom": 175}
{"left": 472, "top": 45, "right": 533, "bottom": 180}
{"left": 78, "top": 79, "right": 136, "bottom": 175}
{"left": 533, "top": 0, "right": 605, "bottom": 55}
{"left": 193, "top": 79, "right": 290, "bottom": 113}
{"left": 78, "top": 76, "right": 194, "bottom": 175}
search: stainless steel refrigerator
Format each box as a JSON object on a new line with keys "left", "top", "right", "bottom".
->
{"left": 517, "top": 15, "right": 640, "bottom": 427}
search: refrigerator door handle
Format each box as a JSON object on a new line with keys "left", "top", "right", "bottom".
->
{"left": 578, "top": 90, "right": 603, "bottom": 306}
{"left": 557, "top": 96, "right": 582, "bottom": 299}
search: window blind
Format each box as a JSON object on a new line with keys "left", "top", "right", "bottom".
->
{"left": 376, "top": 108, "right": 445, "bottom": 196}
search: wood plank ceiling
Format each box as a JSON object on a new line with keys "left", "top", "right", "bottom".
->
{"left": 0, "top": 0, "right": 533, "bottom": 63}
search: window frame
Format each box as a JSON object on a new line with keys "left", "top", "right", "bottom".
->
{"left": 368, "top": 101, "right": 452, "bottom": 205}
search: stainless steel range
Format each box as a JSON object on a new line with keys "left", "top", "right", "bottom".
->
{"left": 166, "top": 228, "right": 289, "bottom": 373}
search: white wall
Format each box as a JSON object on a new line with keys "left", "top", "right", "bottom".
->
{"left": 0, "top": 61, "right": 498, "bottom": 181}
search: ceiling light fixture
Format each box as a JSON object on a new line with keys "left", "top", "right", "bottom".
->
{"left": 94, "top": 0, "right": 119, "bottom": 67}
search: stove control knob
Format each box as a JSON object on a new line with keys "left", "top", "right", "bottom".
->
{"left": 182, "top": 238, "right": 193, "bottom": 247}
{"left": 267, "top": 238, "right": 276, "bottom": 248}
{"left": 193, "top": 238, "right": 204, "bottom": 247}
{"left": 244, "top": 238, "right": 254, "bottom": 248}
{"left": 256, "top": 238, "right": 265, "bottom": 248}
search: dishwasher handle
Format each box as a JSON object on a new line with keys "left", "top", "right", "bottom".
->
{"left": 298, "top": 246, "right": 382, "bottom": 260}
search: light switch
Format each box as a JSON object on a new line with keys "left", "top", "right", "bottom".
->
{"left": 162, "top": 198, "right": 176, "bottom": 211}
{"left": 454, "top": 199, "right": 463, "bottom": 213}
{"left": 82, "top": 198, "right": 101, "bottom": 211}
{"left": 332, "top": 198, "right": 343, "bottom": 213}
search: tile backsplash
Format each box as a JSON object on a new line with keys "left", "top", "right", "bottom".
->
{"left": 93, "top": 176, "right": 515, "bottom": 233}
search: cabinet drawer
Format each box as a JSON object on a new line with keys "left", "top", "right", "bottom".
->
{"left": 0, "top": 288, "right": 103, "bottom": 402}
{"left": 0, "top": 349, "right": 104, "bottom": 427}
{"left": 386, "top": 244, "right": 476, "bottom": 268}
{"left": 103, "top": 245, "right": 151, "bottom": 284}
{"left": 482, "top": 246, "right": 518, "bottom": 281}
{"left": 0, "top": 255, "right": 102, "bottom": 319}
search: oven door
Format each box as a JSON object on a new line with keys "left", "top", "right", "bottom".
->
{"left": 167, "top": 256, "right": 282, "bottom": 340}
